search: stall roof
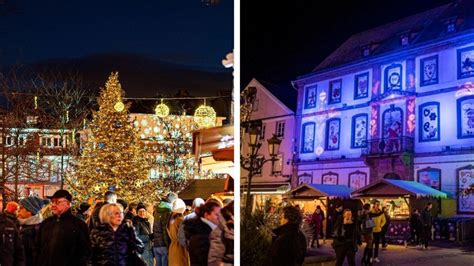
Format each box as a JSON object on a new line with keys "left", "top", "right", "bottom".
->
{"left": 351, "top": 179, "right": 448, "bottom": 198}
{"left": 179, "top": 176, "right": 233, "bottom": 202}
{"left": 286, "top": 184, "right": 353, "bottom": 199}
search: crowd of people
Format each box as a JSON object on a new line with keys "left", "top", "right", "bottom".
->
{"left": 268, "top": 201, "right": 435, "bottom": 266}
{"left": 0, "top": 189, "right": 234, "bottom": 266}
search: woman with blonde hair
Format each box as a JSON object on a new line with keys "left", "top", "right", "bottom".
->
{"left": 167, "top": 198, "right": 190, "bottom": 266}
{"left": 90, "top": 203, "right": 144, "bottom": 265}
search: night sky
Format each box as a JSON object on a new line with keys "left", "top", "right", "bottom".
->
{"left": 242, "top": 0, "right": 453, "bottom": 89}
{"left": 0, "top": 0, "right": 233, "bottom": 97}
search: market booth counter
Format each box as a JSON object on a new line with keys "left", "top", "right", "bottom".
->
{"left": 351, "top": 179, "right": 448, "bottom": 244}
{"left": 284, "top": 184, "right": 359, "bottom": 237}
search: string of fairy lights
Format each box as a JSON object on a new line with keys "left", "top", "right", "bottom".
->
{"left": 7, "top": 91, "right": 230, "bottom": 129}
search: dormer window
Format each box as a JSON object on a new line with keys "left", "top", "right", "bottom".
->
{"left": 363, "top": 48, "right": 370, "bottom": 57}
{"left": 447, "top": 22, "right": 456, "bottom": 33}
{"left": 401, "top": 35, "right": 409, "bottom": 46}
{"left": 27, "top": 116, "right": 38, "bottom": 125}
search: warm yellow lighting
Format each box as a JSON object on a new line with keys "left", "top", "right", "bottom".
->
{"left": 114, "top": 101, "right": 125, "bottom": 112}
{"left": 194, "top": 105, "right": 216, "bottom": 128}
{"left": 155, "top": 100, "right": 170, "bottom": 118}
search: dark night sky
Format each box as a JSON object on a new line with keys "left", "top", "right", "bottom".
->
{"left": 242, "top": 0, "right": 453, "bottom": 89}
{"left": 0, "top": 0, "right": 233, "bottom": 97}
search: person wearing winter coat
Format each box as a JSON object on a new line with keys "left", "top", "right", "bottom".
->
{"left": 5, "top": 201, "right": 20, "bottom": 227}
{"left": 76, "top": 202, "right": 91, "bottom": 223}
{"left": 420, "top": 202, "right": 433, "bottom": 249}
{"left": 90, "top": 203, "right": 144, "bottom": 266}
{"left": 185, "top": 200, "right": 222, "bottom": 266}
{"left": 0, "top": 194, "right": 26, "bottom": 266}
{"left": 268, "top": 205, "right": 307, "bottom": 266}
{"left": 167, "top": 199, "right": 190, "bottom": 266}
{"left": 153, "top": 192, "right": 177, "bottom": 266}
{"left": 405, "top": 208, "right": 422, "bottom": 247}
{"left": 332, "top": 209, "right": 361, "bottom": 266}
{"left": 18, "top": 196, "right": 44, "bottom": 266}
{"left": 35, "top": 189, "right": 91, "bottom": 266}
{"left": 208, "top": 200, "right": 234, "bottom": 266}
{"left": 310, "top": 206, "right": 324, "bottom": 248}
{"left": 134, "top": 203, "right": 154, "bottom": 266}
{"left": 370, "top": 201, "right": 386, "bottom": 263}
{"left": 178, "top": 197, "right": 205, "bottom": 248}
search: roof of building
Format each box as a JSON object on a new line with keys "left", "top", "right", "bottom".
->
{"left": 312, "top": 0, "right": 474, "bottom": 73}
{"left": 287, "top": 183, "right": 354, "bottom": 199}
{"left": 352, "top": 179, "right": 448, "bottom": 198}
{"left": 256, "top": 79, "right": 297, "bottom": 112}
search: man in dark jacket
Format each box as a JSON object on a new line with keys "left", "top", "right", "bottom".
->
{"left": 0, "top": 195, "right": 26, "bottom": 266}
{"left": 269, "top": 205, "right": 307, "bottom": 266}
{"left": 420, "top": 202, "right": 433, "bottom": 249}
{"left": 35, "top": 189, "right": 91, "bottom": 266}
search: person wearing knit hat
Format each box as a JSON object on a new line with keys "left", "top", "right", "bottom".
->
{"left": 19, "top": 196, "right": 44, "bottom": 216}
{"left": 18, "top": 196, "right": 45, "bottom": 266}
{"left": 167, "top": 198, "right": 189, "bottom": 266}
{"left": 172, "top": 199, "right": 186, "bottom": 214}
{"left": 5, "top": 201, "right": 20, "bottom": 226}
{"left": 76, "top": 202, "right": 91, "bottom": 222}
{"left": 177, "top": 197, "right": 205, "bottom": 248}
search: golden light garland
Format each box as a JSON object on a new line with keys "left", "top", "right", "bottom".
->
{"left": 155, "top": 99, "right": 170, "bottom": 118}
{"left": 194, "top": 104, "right": 216, "bottom": 128}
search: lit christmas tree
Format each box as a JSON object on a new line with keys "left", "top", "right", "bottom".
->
{"left": 69, "top": 72, "right": 162, "bottom": 202}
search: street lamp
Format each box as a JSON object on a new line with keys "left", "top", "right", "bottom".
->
{"left": 241, "top": 120, "right": 281, "bottom": 215}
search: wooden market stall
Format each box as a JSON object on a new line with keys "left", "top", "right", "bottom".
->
{"left": 351, "top": 179, "right": 448, "bottom": 243}
{"left": 284, "top": 184, "right": 359, "bottom": 237}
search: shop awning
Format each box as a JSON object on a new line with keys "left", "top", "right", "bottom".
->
{"left": 351, "top": 179, "right": 448, "bottom": 198}
{"left": 179, "top": 176, "right": 233, "bottom": 203}
{"left": 286, "top": 184, "right": 353, "bottom": 199}
{"left": 240, "top": 181, "right": 291, "bottom": 195}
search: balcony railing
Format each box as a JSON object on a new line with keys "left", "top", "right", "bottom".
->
{"left": 362, "top": 136, "right": 414, "bottom": 156}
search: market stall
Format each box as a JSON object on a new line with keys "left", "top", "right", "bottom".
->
{"left": 351, "top": 179, "right": 448, "bottom": 243}
{"left": 284, "top": 184, "right": 359, "bottom": 237}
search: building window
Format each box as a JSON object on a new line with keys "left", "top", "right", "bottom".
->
{"left": 384, "top": 64, "right": 403, "bottom": 92}
{"left": 457, "top": 95, "right": 474, "bottom": 139}
{"left": 447, "top": 23, "right": 456, "bottom": 33}
{"left": 272, "top": 154, "right": 283, "bottom": 176}
{"left": 304, "top": 85, "right": 317, "bottom": 109}
{"left": 419, "top": 102, "right": 440, "bottom": 142}
{"left": 322, "top": 172, "right": 338, "bottom": 185}
{"left": 329, "top": 79, "right": 342, "bottom": 104}
{"left": 417, "top": 167, "right": 441, "bottom": 190}
{"left": 456, "top": 165, "right": 474, "bottom": 214}
{"left": 354, "top": 72, "right": 369, "bottom": 99}
{"left": 18, "top": 137, "right": 25, "bottom": 146}
{"left": 6, "top": 136, "right": 12, "bottom": 146}
{"left": 457, "top": 46, "right": 474, "bottom": 80}
{"left": 420, "top": 55, "right": 439, "bottom": 86}
{"left": 260, "top": 124, "right": 266, "bottom": 140}
{"left": 363, "top": 48, "right": 370, "bottom": 57}
{"left": 301, "top": 122, "right": 315, "bottom": 154}
{"left": 401, "top": 35, "right": 409, "bottom": 46}
{"left": 298, "top": 172, "right": 312, "bottom": 185}
{"left": 382, "top": 106, "right": 404, "bottom": 152}
{"left": 276, "top": 121, "right": 285, "bottom": 138}
{"left": 325, "top": 118, "right": 341, "bottom": 151}
{"left": 27, "top": 116, "right": 38, "bottom": 125}
{"left": 349, "top": 171, "right": 367, "bottom": 190}
{"left": 351, "top": 114, "right": 368, "bottom": 148}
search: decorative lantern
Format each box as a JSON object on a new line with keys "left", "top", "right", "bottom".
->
{"left": 155, "top": 99, "right": 170, "bottom": 118}
{"left": 194, "top": 103, "right": 216, "bottom": 128}
{"left": 114, "top": 101, "right": 125, "bottom": 112}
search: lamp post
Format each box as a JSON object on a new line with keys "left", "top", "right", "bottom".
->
{"left": 241, "top": 120, "right": 281, "bottom": 216}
